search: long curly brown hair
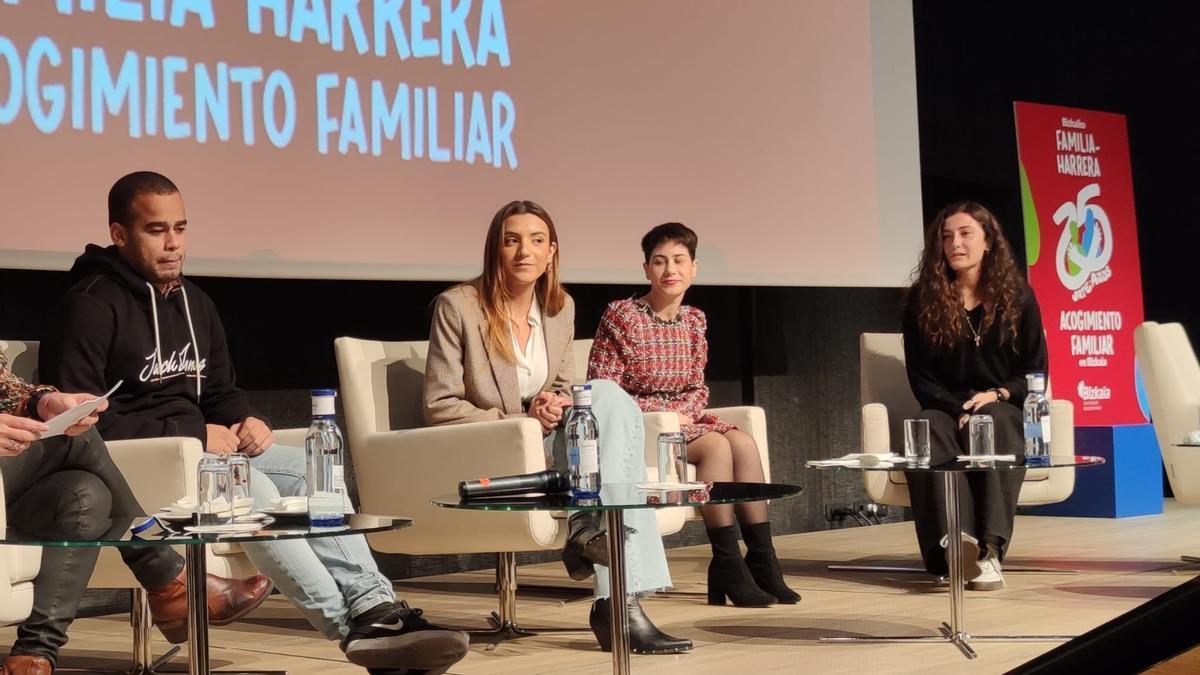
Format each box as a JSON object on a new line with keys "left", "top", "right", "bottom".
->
{"left": 908, "top": 201, "right": 1026, "bottom": 351}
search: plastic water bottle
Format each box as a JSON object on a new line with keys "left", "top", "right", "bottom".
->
{"left": 566, "top": 384, "right": 601, "bottom": 499}
{"left": 1023, "top": 373, "right": 1052, "bottom": 466}
{"left": 305, "top": 388, "right": 347, "bottom": 525}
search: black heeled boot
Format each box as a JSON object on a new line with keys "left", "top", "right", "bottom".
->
{"left": 589, "top": 595, "right": 693, "bottom": 654}
{"left": 740, "top": 521, "right": 801, "bottom": 604}
{"left": 706, "top": 525, "right": 777, "bottom": 606}
{"left": 562, "top": 512, "right": 609, "bottom": 581}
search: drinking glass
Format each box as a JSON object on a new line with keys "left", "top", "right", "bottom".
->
{"left": 903, "top": 418, "right": 931, "bottom": 466}
{"left": 656, "top": 432, "right": 687, "bottom": 484}
{"left": 226, "top": 453, "right": 252, "bottom": 506}
{"left": 968, "top": 414, "right": 995, "bottom": 457}
{"left": 197, "top": 458, "right": 234, "bottom": 526}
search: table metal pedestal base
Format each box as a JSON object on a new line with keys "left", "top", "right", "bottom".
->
{"left": 465, "top": 552, "right": 589, "bottom": 651}
{"left": 819, "top": 473, "right": 1075, "bottom": 660}
{"left": 1173, "top": 555, "right": 1200, "bottom": 574}
{"left": 820, "top": 621, "right": 1073, "bottom": 660}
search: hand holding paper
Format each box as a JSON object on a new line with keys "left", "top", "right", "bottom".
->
{"left": 40, "top": 381, "right": 122, "bottom": 438}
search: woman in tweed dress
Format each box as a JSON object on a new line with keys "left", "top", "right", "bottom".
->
{"left": 588, "top": 223, "right": 799, "bottom": 607}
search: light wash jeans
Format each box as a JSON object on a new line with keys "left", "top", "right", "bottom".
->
{"left": 211, "top": 444, "right": 395, "bottom": 640}
{"left": 547, "top": 379, "right": 673, "bottom": 598}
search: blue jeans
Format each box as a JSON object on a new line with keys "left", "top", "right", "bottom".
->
{"left": 547, "top": 379, "right": 673, "bottom": 598}
{"left": 214, "top": 444, "right": 395, "bottom": 640}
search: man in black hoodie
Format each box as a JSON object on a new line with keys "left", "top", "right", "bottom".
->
{"left": 41, "top": 172, "right": 469, "bottom": 673}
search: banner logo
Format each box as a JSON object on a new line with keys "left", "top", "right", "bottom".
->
{"left": 1053, "top": 183, "right": 1113, "bottom": 299}
{"left": 1077, "top": 380, "right": 1112, "bottom": 401}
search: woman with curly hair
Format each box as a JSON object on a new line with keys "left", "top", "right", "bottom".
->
{"left": 903, "top": 201, "right": 1047, "bottom": 591}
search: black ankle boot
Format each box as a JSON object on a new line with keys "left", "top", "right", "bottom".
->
{"left": 706, "top": 525, "right": 777, "bottom": 607}
{"left": 589, "top": 596, "right": 693, "bottom": 654}
{"left": 562, "top": 512, "right": 609, "bottom": 581}
{"left": 740, "top": 521, "right": 801, "bottom": 604}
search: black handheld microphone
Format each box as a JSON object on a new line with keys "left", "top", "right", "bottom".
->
{"left": 459, "top": 469, "right": 570, "bottom": 499}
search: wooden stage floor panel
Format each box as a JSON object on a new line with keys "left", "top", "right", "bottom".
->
{"left": 5, "top": 502, "right": 1198, "bottom": 674}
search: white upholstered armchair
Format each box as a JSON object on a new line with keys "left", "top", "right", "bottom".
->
{"left": 335, "top": 336, "right": 742, "bottom": 646}
{"left": 842, "top": 332, "right": 1076, "bottom": 574}
{"left": 1133, "top": 321, "right": 1200, "bottom": 568}
{"left": 335, "top": 336, "right": 582, "bottom": 647}
{"left": 1133, "top": 322, "right": 1200, "bottom": 505}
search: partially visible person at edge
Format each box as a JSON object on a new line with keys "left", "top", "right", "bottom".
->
{"left": 587, "top": 222, "right": 800, "bottom": 607}
{"left": 0, "top": 342, "right": 270, "bottom": 675}
{"left": 40, "top": 171, "right": 469, "bottom": 674}
{"left": 422, "top": 199, "right": 693, "bottom": 655}
{"left": 902, "top": 201, "right": 1047, "bottom": 591}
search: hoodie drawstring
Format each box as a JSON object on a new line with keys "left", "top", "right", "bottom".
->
{"left": 146, "top": 283, "right": 165, "bottom": 387}
{"left": 180, "top": 284, "right": 203, "bottom": 400}
{"left": 146, "top": 281, "right": 203, "bottom": 401}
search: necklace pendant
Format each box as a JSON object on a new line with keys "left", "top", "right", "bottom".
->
{"left": 974, "top": 335, "right": 981, "bottom": 347}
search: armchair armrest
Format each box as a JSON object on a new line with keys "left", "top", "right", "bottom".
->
{"left": 862, "top": 403, "right": 891, "bottom": 454}
{"left": 272, "top": 427, "right": 308, "bottom": 448}
{"left": 352, "top": 417, "right": 563, "bottom": 555}
{"left": 1049, "top": 399, "right": 1075, "bottom": 456}
{"left": 0, "top": 466, "right": 40, "bottom": 626}
{"left": 106, "top": 437, "right": 205, "bottom": 509}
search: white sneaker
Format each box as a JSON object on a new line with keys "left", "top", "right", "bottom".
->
{"left": 939, "top": 532, "right": 981, "bottom": 581}
{"left": 968, "top": 555, "right": 1005, "bottom": 591}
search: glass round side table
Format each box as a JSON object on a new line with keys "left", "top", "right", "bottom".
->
{"left": 435, "top": 481, "right": 801, "bottom": 674}
{"left": 806, "top": 455, "right": 1104, "bottom": 659}
{"left": 1, "top": 514, "right": 410, "bottom": 675}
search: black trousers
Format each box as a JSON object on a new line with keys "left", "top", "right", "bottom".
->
{"left": 904, "top": 402, "right": 1026, "bottom": 576}
{"left": 0, "top": 428, "right": 184, "bottom": 664}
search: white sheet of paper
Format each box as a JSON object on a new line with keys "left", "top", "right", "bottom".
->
{"left": 40, "top": 380, "right": 122, "bottom": 438}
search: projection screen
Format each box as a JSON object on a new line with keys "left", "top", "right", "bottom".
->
{"left": 0, "top": 0, "right": 921, "bottom": 286}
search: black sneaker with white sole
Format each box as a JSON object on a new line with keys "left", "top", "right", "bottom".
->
{"left": 341, "top": 603, "right": 469, "bottom": 671}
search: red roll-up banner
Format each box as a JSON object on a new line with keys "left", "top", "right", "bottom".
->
{"left": 1014, "top": 101, "right": 1146, "bottom": 426}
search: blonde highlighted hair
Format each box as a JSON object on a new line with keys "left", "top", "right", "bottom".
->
{"left": 466, "top": 200, "right": 567, "bottom": 362}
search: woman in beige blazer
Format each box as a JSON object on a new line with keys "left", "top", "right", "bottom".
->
{"left": 423, "top": 200, "right": 691, "bottom": 655}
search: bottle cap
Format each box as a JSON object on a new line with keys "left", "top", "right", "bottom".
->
{"left": 1025, "top": 373, "right": 1046, "bottom": 392}
{"left": 311, "top": 388, "right": 337, "bottom": 416}
{"left": 571, "top": 384, "right": 592, "bottom": 407}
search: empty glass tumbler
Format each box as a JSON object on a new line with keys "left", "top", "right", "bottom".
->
{"left": 656, "top": 432, "right": 687, "bottom": 484}
{"left": 968, "top": 414, "right": 995, "bottom": 457}
{"left": 903, "top": 418, "right": 931, "bottom": 466}
{"left": 197, "top": 458, "right": 235, "bottom": 526}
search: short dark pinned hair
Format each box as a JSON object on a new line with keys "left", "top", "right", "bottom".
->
{"left": 640, "top": 222, "right": 697, "bottom": 262}
{"left": 108, "top": 171, "right": 180, "bottom": 227}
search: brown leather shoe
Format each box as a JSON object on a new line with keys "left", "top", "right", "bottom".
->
{"left": 1, "top": 655, "right": 53, "bottom": 675}
{"left": 147, "top": 571, "right": 274, "bottom": 643}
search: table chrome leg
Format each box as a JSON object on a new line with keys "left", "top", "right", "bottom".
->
{"left": 131, "top": 588, "right": 152, "bottom": 673}
{"left": 943, "top": 472, "right": 970, "bottom": 657}
{"left": 185, "top": 543, "right": 209, "bottom": 675}
{"left": 605, "top": 510, "right": 630, "bottom": 675}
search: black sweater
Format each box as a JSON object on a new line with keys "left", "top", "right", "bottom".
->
{"left": 902, "top": 288, "right": 1048, "bottom": 418}
{"left": 40, "top": 245, "right": 268, "bottom": 446}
